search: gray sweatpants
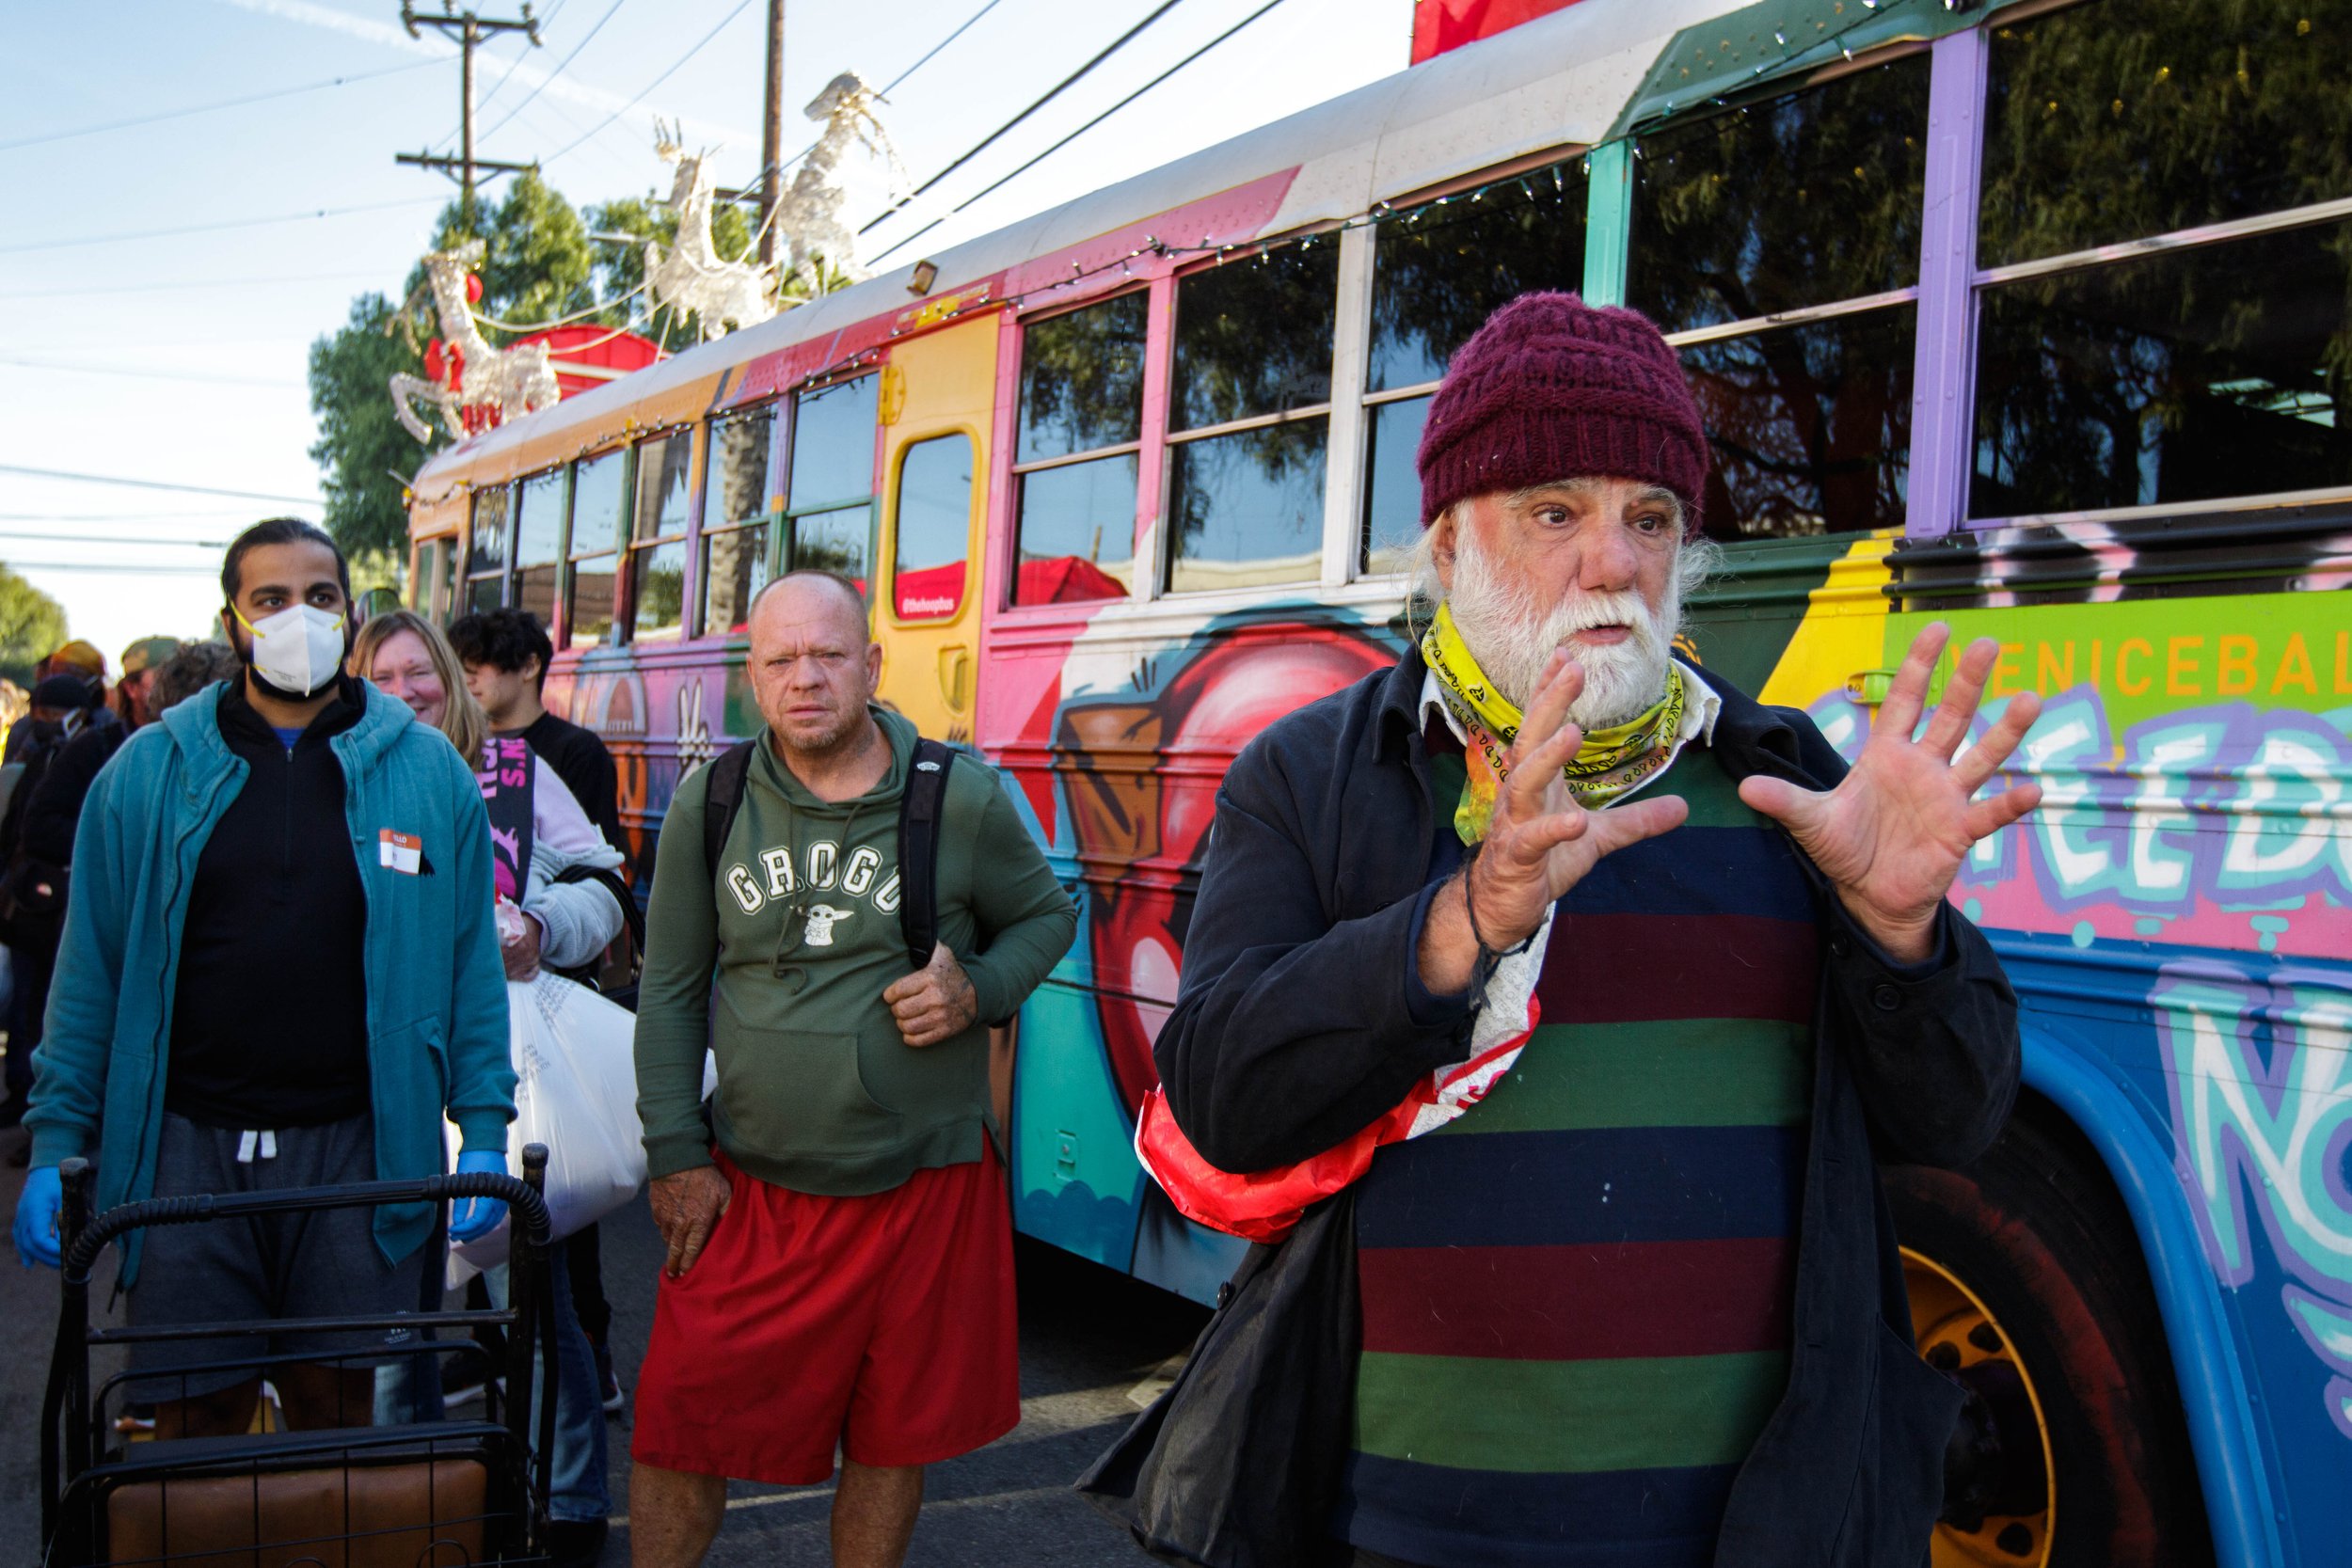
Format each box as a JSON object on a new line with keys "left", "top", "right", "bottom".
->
{"left": 127, "top": 1111, "right": 432, "bottom": 1405}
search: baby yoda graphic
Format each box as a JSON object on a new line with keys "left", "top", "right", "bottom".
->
{"left": 803, "top": 903, "right": 854, "bottom": 948}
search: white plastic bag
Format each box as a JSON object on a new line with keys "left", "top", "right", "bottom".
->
{"left": 444, "top": 972, "right": 646, "bottom": 1274}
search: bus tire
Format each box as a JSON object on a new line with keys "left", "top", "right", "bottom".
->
{"left": 1884, "top": 1108, "right": 2214, "bottom": 1568}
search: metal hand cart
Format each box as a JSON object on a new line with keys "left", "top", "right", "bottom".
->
{"left": 40, "top": 1146, "right": 562, "bottom": 1568}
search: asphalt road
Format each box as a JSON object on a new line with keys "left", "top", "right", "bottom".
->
{"left": 0, "top": 1123, "right": 1212, "bottom": 1567}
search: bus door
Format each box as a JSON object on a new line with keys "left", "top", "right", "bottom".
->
{"left": 873, "top": 317, "right": 997, "bottom": 742}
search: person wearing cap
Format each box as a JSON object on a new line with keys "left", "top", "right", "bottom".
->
{"left": 117, "top": 636, "right": 183, "bottom": 728}
{"left": 1152, "top": 293, "right": 2043, "bottom": 1566}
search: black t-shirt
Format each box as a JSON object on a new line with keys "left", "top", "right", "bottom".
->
{"left": 165, "top": 676, "right": 373, "bottom": 1130}
{"left": 517, "top": 710, "right": 623, "bottom": 855}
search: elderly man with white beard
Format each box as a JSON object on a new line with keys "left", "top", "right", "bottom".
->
{"left": 1150, "top": 293, "right": 2043, "bottom": 1568}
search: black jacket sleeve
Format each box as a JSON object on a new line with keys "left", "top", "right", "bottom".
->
{"left": 1774, "top": 705, "right": 2022, "bottom": 1168}
{"left": 19, "top": 727, "right": 114, "bottom": 868}
{"left": 1154, "top": 722, "right": 1470, "bottom": 1176}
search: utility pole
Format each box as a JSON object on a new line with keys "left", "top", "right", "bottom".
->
{"left": 757, "top": 0, "right": 787, "bottom": 265}
{"left": 395, "top": 3, "right": 544, "bottom": 224}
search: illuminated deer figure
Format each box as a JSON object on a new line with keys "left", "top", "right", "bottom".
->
{"left": 773, "top": 71, "right": 907, "bottom": 291}
{"left": 644, "top": 120, "right": 779, "bottom": 341}
{"left": 389, "top": 240, "right": 561, "bottom": 443}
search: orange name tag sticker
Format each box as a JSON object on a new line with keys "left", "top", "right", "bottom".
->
{"left": 378, "top": 829, "right": 422, "bottom": 874}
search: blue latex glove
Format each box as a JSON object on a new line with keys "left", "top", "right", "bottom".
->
{"left": 15, "top": 1165, "right": 63, "bottom": 1269}
{"left": 448, "top": 1150, "right": 509, "bottom": 1243}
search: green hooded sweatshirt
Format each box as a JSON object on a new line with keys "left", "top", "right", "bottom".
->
{"left": 634, "top": 707, "right": 1076, "bottom": 1196}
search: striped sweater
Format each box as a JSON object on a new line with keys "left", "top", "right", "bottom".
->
{"left": 1335, "top": 736, "right": 1819, "bottom": 1568}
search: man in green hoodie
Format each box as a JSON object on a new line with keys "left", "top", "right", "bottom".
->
{"left": 628, "top": 570, "right": 1076, "bottom": 1568}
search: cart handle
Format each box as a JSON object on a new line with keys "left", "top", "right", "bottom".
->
{"left": 59, "top": 1145, "right": 553, "bottom": 1283}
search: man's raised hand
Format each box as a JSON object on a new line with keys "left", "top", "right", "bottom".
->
{"left": 1738, "top": 622, "right": 2043, "bottom": 963}
{"left": 1418, "top": 651, "right": 1687, "bottom": 996}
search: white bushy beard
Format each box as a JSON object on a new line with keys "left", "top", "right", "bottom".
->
{"left": 1446, "top": 530, "right": 1680, "bottom": 729}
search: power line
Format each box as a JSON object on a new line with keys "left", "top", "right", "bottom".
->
{"left": 0, "top": 467, "right": 320, "bottom": 506}
{"left": 0, "top": 59, "right": 442, "bottom": 154}
{"left": 544, "top": 0, "right": 756, "bottom": 167}
{"left": 0, "top": 357, "right": 304, "bottom": 389}
{"left": 874, "top": 0, "right": 1292, "bottom": 266}
{"left": 0, "top": 511, "right": 253, "bottom": 521}
{"left": 466, "top": 0, "right": 570, "bottom": 128}
{"left": 861, "top": 0, "right": 1192, "bottom": 236}
{"left": 0, "top": 198, "right": 441, "bottom": 258}
{"left": 3, "top": 561, "right": 220, "bottom": 576}
{"left": 0, "top": 531, "right": 233, "bottom": 548}
{"left": 476, "top": 0, "right": 628, "bottom": 145}
{"left": 0, "top": 272, "right": 382, "bottom": 302}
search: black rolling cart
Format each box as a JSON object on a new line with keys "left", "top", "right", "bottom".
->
{"left": 40, "top": 1145, "right": 562, "bottom": 1567}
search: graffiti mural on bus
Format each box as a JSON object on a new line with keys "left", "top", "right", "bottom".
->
{"left": 1045, "top": 610, "right": 1399, "bottom": 1115}
{"left": 1809, "top": 684, "right": 2352, "bottom": 961}
{"left": 2154, "top": 962, "right": 2352, "bottom": 1443}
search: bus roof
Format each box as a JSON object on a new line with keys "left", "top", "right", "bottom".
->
{"left": 412, "top": 0, "right": 1768, "bottom": 500}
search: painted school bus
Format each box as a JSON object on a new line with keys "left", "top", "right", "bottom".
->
{"left": 409, "top": 2, "right": 2352, "bottom": 1561}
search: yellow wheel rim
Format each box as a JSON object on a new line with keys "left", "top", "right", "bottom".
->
{"left": 1903, "top": 1246, "right": 2058, "bottom": 1567}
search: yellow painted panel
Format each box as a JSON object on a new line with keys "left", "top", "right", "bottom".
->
{"left": 873, "top": 319, "right": 998, "bottom": 743}
{"left": 1757, "top": 533, "right": 1898, "bottom": 711}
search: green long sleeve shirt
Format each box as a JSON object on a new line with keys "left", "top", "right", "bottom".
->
{"left": 633, "top": 707, "right": 1077, "bottom": 1195}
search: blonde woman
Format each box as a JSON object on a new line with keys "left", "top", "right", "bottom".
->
{"left": 352, "top": 610, "right": 625, "bottom": 980}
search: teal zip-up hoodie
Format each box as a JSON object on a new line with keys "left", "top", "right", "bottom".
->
{"left": 24, "top": 679, "right": 516, "bottom": 1284}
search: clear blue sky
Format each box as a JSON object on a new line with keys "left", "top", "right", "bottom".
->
{"left": 1, "top": 0, "right": 1413, "bottom": 664}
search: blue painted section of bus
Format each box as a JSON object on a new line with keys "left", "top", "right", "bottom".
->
{"left": 2010, "top": 988, "right": 2288, "bottom": 1568}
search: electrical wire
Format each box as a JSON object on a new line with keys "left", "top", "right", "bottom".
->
{"left": 2, "top": 561, "right": 221, "bottom": 576}
{"left": 0, "top": 358, "right": 303, "bottom": 389}
{"left": 0, "top": 58, "right": 442, "bottom": 154}
{"left": 475, "top": 0, "right": 627, "bottom": 145}
{"left": 720, "top": 0, "right": 1016, "bottom": 207}
{"left": 860, "top": 0, "right": 1193, "bottom": 236}
{"left": 0, "top": 467, "right": 320, "bottom": 506}
{"left": 0, "top": 198, "right": 441, "bottom": 258}
{"left": 871, "top": 0, "right": 1292, "bottom": 267}
{"left": 0, "top": 272, "right": 382, "bottom": 301}
{"left": 543, "top": 0, "right": 757, "bottom": 167}
{"left": 0, "top": 532, "right": 233, "bottom": 548}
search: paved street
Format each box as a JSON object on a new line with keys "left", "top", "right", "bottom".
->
{"left": 0, "top": 1126, "right": 1210, "bottom": 1567}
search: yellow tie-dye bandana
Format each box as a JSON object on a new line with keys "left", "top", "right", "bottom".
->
{"left": 1420, "top": 602, "right": 1687, "bottom": 845}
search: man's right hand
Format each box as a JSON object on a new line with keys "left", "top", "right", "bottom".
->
{"left": 1416, "top": 651, "right": 1689, "bottom": 997}
{"left": 15, "top": 1165, "right": 62, "bottom": 1270}
{"left": 648, "top": 1165, "right": 731, "bottom": 1279}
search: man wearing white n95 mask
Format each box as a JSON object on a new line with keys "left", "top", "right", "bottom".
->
{"left": 12, "top": 517, "right": 516, "bottom": 1441}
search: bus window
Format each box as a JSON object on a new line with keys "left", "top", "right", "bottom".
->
{"left": 1012, "top": 293, "right": 1145, "bottom": 605}
{"left": 465, "top": 486, "right": 511, "bottom": 612}
{"left": 1362, "top": 158, "right": 1590, "bottom": 572}
{"left": 1630, "top": 55, "right": 1929, "bottom": 540}
{"left": 512, "top": 466, "right": 565, "bottom": 628}
{"left": 567, "top": 449, "right": 626, "bottom": 650}
{"left": 892, "top": 434, "right": 973, "bottom": 620}
{"left": 1971, "top": 0, "right": 2352, "bottom": 517}
{"left": 700, "top": 404, "right": 775, "bottom": 637}
{"left": 786, "top": 376, "right": 879, "bottom": 590}
{"left": 629, "top": 432, "right": 693, "bottom": 643}
{"left": 1166, "top": 242, "right": 1337, "bottom": 594}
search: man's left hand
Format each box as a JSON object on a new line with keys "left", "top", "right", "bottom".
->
{"left": 883, "top": 942, "right": 978, "bottom": 1047}
{"left": 1738, "top": 623, "right": 2043, "bottom": 964}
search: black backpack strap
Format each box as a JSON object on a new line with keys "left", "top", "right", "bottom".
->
{"left": 700, "top": 740, "right": 757, "bottom": 888}
{"left": 897, "top": 738, "right": 956, "bottom": 973}
{"left": 551, "top": 863, "right": 644, "bottom": 955}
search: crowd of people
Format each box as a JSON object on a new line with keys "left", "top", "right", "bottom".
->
{"left": 0, "top": 292, "right": 2041, "bottom": 1568}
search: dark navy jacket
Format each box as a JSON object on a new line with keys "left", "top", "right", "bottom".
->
{"left": 1155, "top": 650, "right": 2022, "bottom": 1568}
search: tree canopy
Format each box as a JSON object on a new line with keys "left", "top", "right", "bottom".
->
{"left": 0, "top": 565, "right": 71, "bottom": 689}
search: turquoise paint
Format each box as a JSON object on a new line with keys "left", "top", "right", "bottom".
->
{"left": 1581, "top": 140, "right": 1632, "bottom": 307}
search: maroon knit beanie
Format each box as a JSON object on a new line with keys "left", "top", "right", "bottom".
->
{"left": 1415, "top": 292, "right": 1708, "bottom": 537}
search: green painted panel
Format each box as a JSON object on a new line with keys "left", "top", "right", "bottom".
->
{"left": 1681, "top": 532, "right": 1856, "bottom": 695}
{"left": 1581, "top": 139, "right": 1632, "bottom": 307}
{"left": 1613, "top": 0, "right": 2003, "bottom": 137}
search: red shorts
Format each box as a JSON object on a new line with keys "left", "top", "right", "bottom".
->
{"left": 630, "top": 1142, "right": 1019, "bottom": 1485}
